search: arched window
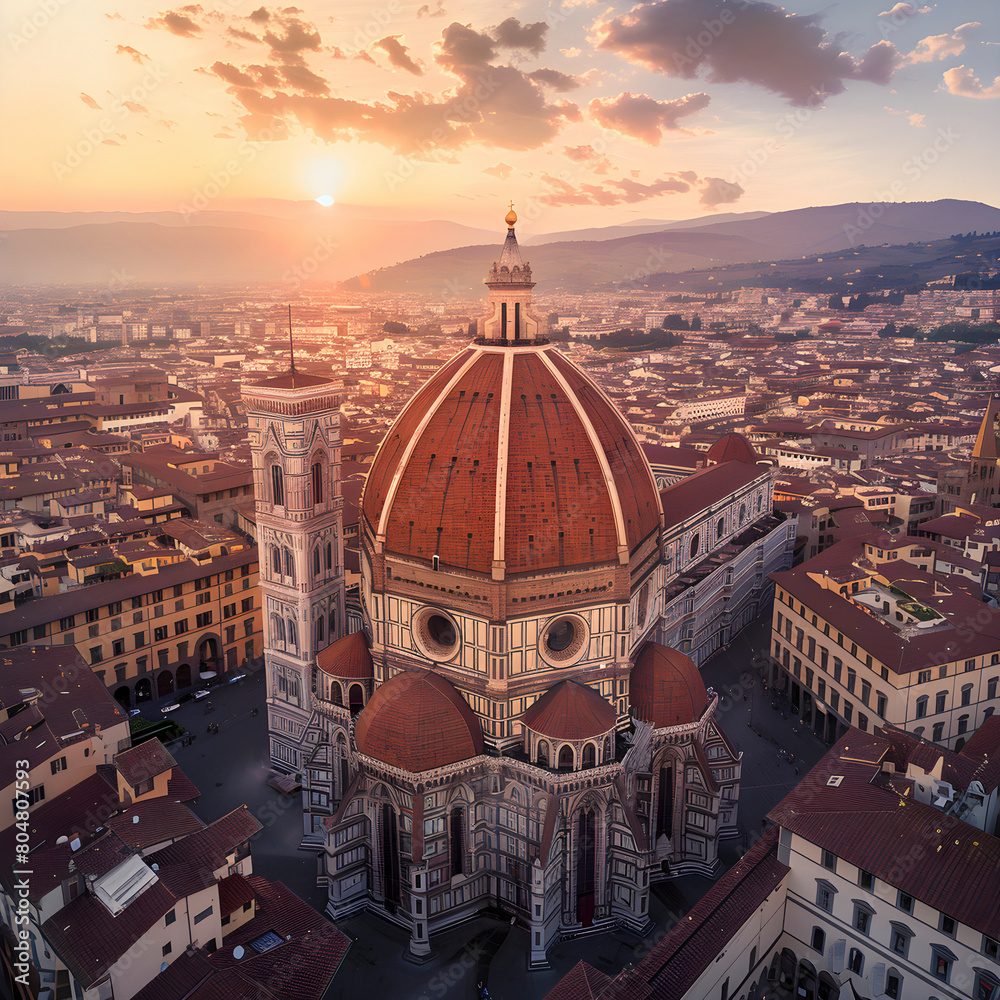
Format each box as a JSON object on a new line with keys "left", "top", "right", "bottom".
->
{"left": 286, "top": 618, "right": 298, "bottom": 647}
{"left": 313, "top": 548, "right": 321, "bottom": 578}
{"left": 582, "top": 743, "right": 596, "bottom": 769}
{"left": 450, "top": 807, "right": 464, "bottom": 877}
{"left": 848, "top": 948, "right": 864, "bottom": 975}
{"left": 283, "top": 547, "right": 294, "bottom": 580}
{"left": 316, "top": 616, "right": 325, "bottom": 644}
{"left": 325, "top": 542, "right": 332, "bottom": 570}
{"left": 270, "top": 613, "right": 285, "bottom": 643}
{"left": 739, "top": 502, "right": 747, "bottom": 525}
{"left": 271, "top": 546, "right": 281, "bottom": 575}
{"left": 690, "top": 533, "right": 700, "bottom": 559}
{"left": 270, "top": 464, "right": 284, "bottom": 506}
{"left": 716, "top": 517, "right": 725, "bottom": 540}
{"left": 558, "top": 745, "right": 574, "bottom": 770}
{"left": 537, "top": 740, "right": 549, "bottom": 767}
{"left": 311, "top": 462, "right": 323, "bottom": 505}
{"left": 603, "top": 736, "right": 611, "bottom": 761}
{"left": 328, "top": 608, "right": 336, "bottom": 638}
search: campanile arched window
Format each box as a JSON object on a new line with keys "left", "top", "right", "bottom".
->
{"left": 270, "top": 464, "right": 284, "bottom": 506}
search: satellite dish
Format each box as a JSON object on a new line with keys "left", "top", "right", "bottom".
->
{"left": 233, "top": 946, "right": 245, "bottom": 960}
{"left": 56, "top": 836, "right": 69, "bottom": 845}
{"left": 151, "top": 863, "right": 159, "bottom": 871}
{"left": 132, "top": 815, "right": 139, "bottom": 824}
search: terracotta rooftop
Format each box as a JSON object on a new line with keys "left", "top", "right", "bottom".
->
{"left": 218, "top": 871, "right": 256, "bottom": 916}
{"left": 354, "top": 670, "right": 484, "bottom": 772}
{"left": 768, "top": 728, "right": 1000, "bottom": 939}
{"left": 629, "top": 642, "right": 708, "bottom": 729}
{"left": 660, "top": 461, "right": 767, "bottom": 531}
{"left": 706, "top": 432, "right": 758, "bottom": 466}
{"left": 520, "top": 680, "right": 617, "bottom": 741}
{"left": 316, "top": 629, "right": 374, "bottom": 679}
{"left": 362, "top": 343, "right": 661, "bottom": 577}
{"left": 116, "top": 738, "right": 177, "bottom": 787}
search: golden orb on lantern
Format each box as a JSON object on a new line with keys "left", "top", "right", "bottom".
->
{"left": 505, "top": 201, "right": 517, "bottom": 226}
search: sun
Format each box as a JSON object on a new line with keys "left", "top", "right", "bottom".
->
{"left": 315, "top": 194, "right": 335, "bottom": 207}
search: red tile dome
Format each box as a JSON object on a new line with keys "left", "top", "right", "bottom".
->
{"left": 520, "top": 680, "right": 617, "bottom": 740}
{"left": 316, "top": 631, "right": 373, "bottom": 679}
{"left": 354, "top": 670, "right": 484, "bottom": 771}
{"left": 361, "top": 344, "right": 661, "bottom": 577}
{"left": 707, "top": 432, "right": 758, "bottom": 466}
{"left": 630, "top": 642, "right": 708, "bottom": 728}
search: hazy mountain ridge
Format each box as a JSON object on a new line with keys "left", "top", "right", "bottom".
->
{"left": 342, "top": 200, "right": 1000, "bottom": 295}
{"left": 1, "top": 199, "right": 997, "bottom": 289}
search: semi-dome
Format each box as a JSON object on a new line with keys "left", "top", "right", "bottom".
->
{"left": 707, "top": 432, "right": 758, "bottom": 466}
{"left": 630, "top": 642, "right": 708, "bottom": 728}
{"left": 316, "top": 630, "right": 373, "bottom": 679}
{"left": 354, "top": 670, "right": 484, "bottom": 771}
{"left": 520, "top": 680, "right": 617, "bottom": 740}
{"left": 361, "top": 344, "right": 661, "bottom": 578}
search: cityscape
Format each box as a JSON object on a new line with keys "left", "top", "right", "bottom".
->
{"left": 2, "top": 1, "right": 999, "bottom": 1000}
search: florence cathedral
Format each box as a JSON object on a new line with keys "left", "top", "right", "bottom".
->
{"left": 241, "top": 211, "right": 795, "bottom": 964}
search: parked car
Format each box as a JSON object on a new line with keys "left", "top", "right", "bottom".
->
{"left": 160, "top": 702, "right": 180, "bottom": 714}
{"left": 192, "top": 688, "right": 212, "bottom": 700}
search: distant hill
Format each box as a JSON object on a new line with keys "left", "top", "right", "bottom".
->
{"left": 3, "top": 198, "right": 998, "bottom": 290}
{"left": 523, "top": 211, "right": 772, "bottom": 244}
{"left": 0, "top": 206, "right": 497, "bottom": 285}
{"left": 341, "top": 200, "right": 1000, "bottom": 294}
{"left": 631, "top": 232, "right": 1000, "bottom": 294}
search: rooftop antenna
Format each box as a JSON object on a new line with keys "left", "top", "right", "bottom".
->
{"left": 287, "top": 304, "right": 296, "bottom": 374}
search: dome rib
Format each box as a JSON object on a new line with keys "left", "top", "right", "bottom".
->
{"left": 354, "top": 670, "right": 484, "bottom": 771}
{"left": 373, "top": 348, "right": 481, "bottom": 545}
{"left": 537, "top": 350, "right": 628, "bottom": 563}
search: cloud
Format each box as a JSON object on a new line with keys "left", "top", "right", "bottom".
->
{"left": 492, "top": 17, "right": 547, "bottom": 55}
{"left": 417, "top": 1, "right": 446, "bottom": 16}
{"left": 146, "top": 5, "right": 203, "bottom": 36}
{"left": 943, "top": 65, "right": 1000, "bottom": 99}
{"left": 561, "top": 47, "right": 582, "bottom": 59}
{"left": 595, "top": 0, "right": 902, "bottom": 106}
{"left": 102, "top": 139, "right": 122, "bottom": 146}
{"left": 907, "top": 112, "right": 925, "bottom": 126}
{"left": 528, "top": 68, "right": 580, "bottom": 92}
{"left": 905, "top": 22, "right": 980, "bottom": 64}
{"left": 228, "top": 26, "right": 259, "bottom": 42}
{"left": 589, "top": 91, "right": 710, "bottom": 143}
{"left": 878, "top": 3, "right": 916, "bottom": 17}
{"left": 80, "top": 92, "right": 101, "bottom": 110}
{"left": 116, "top": 45, "right": 150, "bottom": 64}
{"left": 537, "top": 172, "right": 696, "bottom": 206}
{"left": 483, "top": 162, "right": 513, "bottom": 179}
{"left": 123, "top": 100, "right": 149, "bottom": 115}
{"left": 203, "top": 15, "right": 579, "bottom": 156}
{"left": 699, "top": 176, "right": 743, "bottom": 207}
{"left": 375, "top": 36, "right": 423, "bottom": 76}
{"left": 563, "top": 144, "right": 614, "bottom": 174}
{"left": 106, "top": 10, "right": 124, "bottom": 19}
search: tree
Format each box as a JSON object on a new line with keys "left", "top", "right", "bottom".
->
{"left": 382, "top": 320, "right": 409, "bottom": 335}
{"left": 660, "top": 313, "right": 689, "bottom": 330}
{"left": 690, "top": 314, "right": 702, "bottom": 331}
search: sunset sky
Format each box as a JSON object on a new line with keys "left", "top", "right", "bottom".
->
{"left": 3, "top": 0, "right": 997, "bottom": 229}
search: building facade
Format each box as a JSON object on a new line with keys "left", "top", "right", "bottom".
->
{"left": 253, "top": 215, "right": 793, "bottom": 964}
{"left": 242, "top": 369, "right": 347, "bottom": 799}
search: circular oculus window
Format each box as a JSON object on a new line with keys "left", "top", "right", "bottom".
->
{"left": 539, "top": 615, "right": 588, "bottom": 666}
{"left": 412, "top": 607, "right": 462, "bottom": 662}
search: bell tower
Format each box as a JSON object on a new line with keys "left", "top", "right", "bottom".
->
{"left": 243, "top": 365, "right": 346, "bottom": 772}
{"left": 477, "top": 206, "right": 547, "bottom": 343}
